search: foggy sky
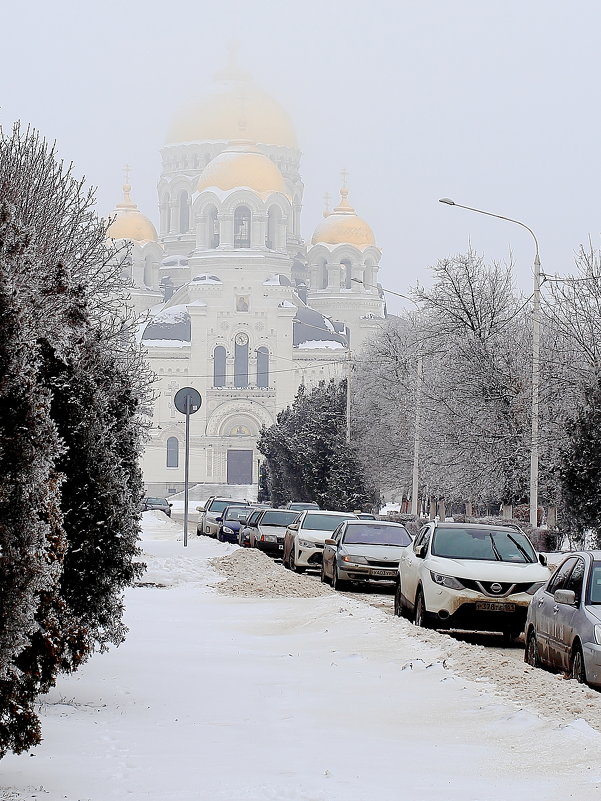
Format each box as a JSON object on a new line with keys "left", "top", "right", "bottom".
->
{"left": 1, "top": 0, "right": 599, "bottom": 313}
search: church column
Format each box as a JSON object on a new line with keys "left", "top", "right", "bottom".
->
{"left": 309, "top": 264, "right": 320, "bottom": 289}
{"left": 351, "top": 262, "right": 364, "bottom": 292}
{"left": 219, "top": 213, "right": 234, "bottom": 248}
{"left": 253, "top": 214, "right": 266, "bottom": 249}
{"left": 168, "top": 199, "right": 179, "bottom": 235}
{"left": 326, "top": 261, "right": 342, "bottom": 290}
{"left": 278, "top": 217, "right": 287, "bottom": 250}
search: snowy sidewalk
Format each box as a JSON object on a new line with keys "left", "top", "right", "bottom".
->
{"left": 2, "top": 512, "right": 601, "bottom": 801}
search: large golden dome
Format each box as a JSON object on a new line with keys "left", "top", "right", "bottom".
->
{"left": 197, "top": 144, "right": 289, "bottom": 197}
{"left": 166, "top": 67, "right": 297, "bottom": 148}
{"left": 312, "top": 186, "right": 375, "bottom": 247}
{"left": 106, "top": 183, "right": 158, "bottom": 242}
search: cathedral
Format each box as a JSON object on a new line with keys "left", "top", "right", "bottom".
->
{"left": 106, "top": 57, "right": 386, "bottom": 496}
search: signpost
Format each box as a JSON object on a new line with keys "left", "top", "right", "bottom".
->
{"left": 174, "top": 387, "right": 202, "bottom": 547}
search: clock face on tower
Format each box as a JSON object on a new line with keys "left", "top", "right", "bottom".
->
{"left": 235, "top": 332, "right": 249, "bottom": 346}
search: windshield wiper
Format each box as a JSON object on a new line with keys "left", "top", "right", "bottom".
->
{"left": 506, "top": 533, "right": 534, "bottom": 563}
{"left": 488, "top": 535, "right": 502, "bottom": 561}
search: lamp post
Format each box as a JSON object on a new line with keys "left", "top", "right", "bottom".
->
{"left": 351, "top": 278, "right": 423, "bottom": 515}
{"left": 439, "top": 198, "right": 541, "bottom": 527}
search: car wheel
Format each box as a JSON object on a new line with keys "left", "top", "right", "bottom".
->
{"left": 332, "top": 566, "right": 349, "bottom": 591}
{"left": 394, "top": 581, "right": 404, "bottom": 617}
{"left": 217, "top": 531, "right": 225, "bottom": 543}
{"left": 524, "top": 630, "right": 540, "bottom": 667}
{"left": 320, "top": 562, "right": 328, "bottom": 583}
{"left": 570, "top": 644, "right": 587, "bottom": 684}
{"left": 290, "top": 548, "right": 305, "bottom": 574}
{"left": 414, "top": 589, "right": 429, "bottom": 628}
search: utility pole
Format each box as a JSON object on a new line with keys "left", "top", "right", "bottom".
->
{"left": 411, "top": 355, "right": 423, "bottom": 516}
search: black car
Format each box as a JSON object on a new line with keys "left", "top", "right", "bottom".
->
{"left": 141, "top": 497, "right": 173, "bottom": 517}
{"left": 216, "top": 505, "right": 251, "bottom": 543}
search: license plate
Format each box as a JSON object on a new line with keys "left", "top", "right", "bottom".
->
{"left": 278, "top": 544, "right": 283, "bottom": 550}
{"left": 475, "top": 602, "right": 515, "bottom": 612}
{"left": 372, "top": 569, "right": 396, "bottom": 577}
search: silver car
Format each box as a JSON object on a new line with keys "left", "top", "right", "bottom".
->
{"left": 321, "top": 520, "right": 412, "bottom": 591}
{"left": 525, "top": 550, "right": 601, "bottom": 687}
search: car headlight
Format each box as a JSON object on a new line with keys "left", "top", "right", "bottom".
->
{"left": 526, "top": 581, "right": 546, "bottom": 595}
{"left": 264, "top": 535, "right": 277, "bottom": 542}
{"left": 298, "top": 539, "right": 316, "bottom": 549}
{"left": 430, "top": 572, "right": 465, "bottom": 590}
{"left": 341, "top": 555, "right": 368, "bottom": 564}
{"left": 594, "top": 626, "right": 601, "bottom": 646}
{"left": 222, "top": 526, "right": 234, "bottom": 534}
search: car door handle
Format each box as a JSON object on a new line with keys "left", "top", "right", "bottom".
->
{"left": 553, "top": 605, "right": 559, "bottom": 614}
{"left": 537, "top": 599, "right": 544, "bottom": 607}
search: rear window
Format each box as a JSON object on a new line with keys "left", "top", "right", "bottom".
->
{"left": 343, "top": 524, "right": 411, "bottom": 546}
{"left": 431, "top": 527, "right": 536, "bottom": 563}
{"left": 302, "top": 513, "right": 356, "bottom": 531}
{"left": 260, "top": 510, "right": 299, "bottom": 527}
{"left": 224, "top": 507, "right": 250, "bottom": 521}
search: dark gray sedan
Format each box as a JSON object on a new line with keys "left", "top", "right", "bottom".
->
{"left": 525, "top": 550, "right": 601, "bottom": 687}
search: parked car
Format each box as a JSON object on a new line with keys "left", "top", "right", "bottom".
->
{"left": 216, "top": 505, "right": 251, "bottom": 543}
{"left": 285, "top": 502, "right": 320, "bottom": 512}
{"left": 282, "top": 510, "right": 358, "bottom": 573}
{"left": 141, "top": 497, "right": 173, "bottom": 517}
{"left": 395, "top": 521, "right": 550, "bottom": 638}
{"left": 196, "top": 496, "right": 249, "bottom": 537}
{"left": 321, "top": 520, "right": 412, "bottom": 590}
{"left": 248, "top": 509, "right": 300, "bottom": 554}
{"left": 238, "top": 508, "right": 264, "bottom": 547}
{"left": 355, "top": 513, "right": 377, "bottom": 520}
{"left": 525, "top": 550, "right": 601, "bottom": 687}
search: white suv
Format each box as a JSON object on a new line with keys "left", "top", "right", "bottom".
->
{"left": 395, "top": 522, "right": 550, "bottom": 638}
{"left": 282, "top": 510, "right": 358, "bottom": 573}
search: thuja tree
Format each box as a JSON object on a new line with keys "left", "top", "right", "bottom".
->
{"left": 0, "top": 125, "right": 149, "bottom": 756}
{"left": 559, "top": 373, "right": 601, "bottom": 546}
{"left": 258, "top": 379, "right": 377, "bottom": 511}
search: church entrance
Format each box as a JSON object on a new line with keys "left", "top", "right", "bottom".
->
{"left": 226, "top": 449, "right": 253, "bottom": 484}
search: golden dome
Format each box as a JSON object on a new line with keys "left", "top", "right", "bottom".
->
{"left": 311, "top": 186, "right": 375, "bottom": 247}
{"left": 106, "top": 181, "right": 158, "bottom": 243}
{"left": 197, "top": 144, "right": 289, "bottom": 197}
{"left": 166, "top": 68, "right": 297, "bottom": 148}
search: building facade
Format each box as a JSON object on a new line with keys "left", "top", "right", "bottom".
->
{"left": 106, "top": 60, "right": 386, "bottom": 496}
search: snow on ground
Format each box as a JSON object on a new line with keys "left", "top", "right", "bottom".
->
{"left": 2, "top": 513, "right": 601, "bottom": 800}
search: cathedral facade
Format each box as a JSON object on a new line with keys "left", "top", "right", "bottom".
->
{"left": 106, "top": 61, "right": 386, "bottom": 496}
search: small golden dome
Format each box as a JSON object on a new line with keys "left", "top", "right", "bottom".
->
{"left": 197, "top": 144, "right": 289, "bottom": 197}
{"left": 106, "top": 181, "right": 158, "bottom": 243}
{"left": 166, "top": 72, "right": 297, "bottom": 149}
{"left": 311, "top": 185, "right": 375, "bottom": 247}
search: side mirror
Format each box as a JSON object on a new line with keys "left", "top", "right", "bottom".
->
{"left": 169, "top": 503, "right": 173, "bottom": 507}
{"left": 554, "top": 589, "right": 577, "bottom": 606}
{"left": 288, "top": 523, "right": 299, "bottom": 531}
{"left": 324, "top": 538, "right": 336, "bottom": 546}
{"left": 538, "top": 553, "right": 547, "bottom": 566}
{"left": 415, "top": 544, "right": 427, "bottom": 559}
{"left": 196, "top": 506, "right": 205, "bottom": 512}
{"left": 215, "top": 516, "right": 223, "bottom": 523}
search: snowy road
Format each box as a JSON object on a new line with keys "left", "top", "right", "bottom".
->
{"left": 2, "top": 513, "right": 601, "bottom": 801}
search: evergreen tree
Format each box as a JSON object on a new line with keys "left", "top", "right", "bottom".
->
{"left": 0, "top": 126, "right": 150, "bottom": 755}
{"left": 258, "top": 379, "right": 377, "bottom": 511}
{"left": 559, "top": 373, "right": 601, "bottom": 545}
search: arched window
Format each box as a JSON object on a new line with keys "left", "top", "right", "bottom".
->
{"left": 319, "top": 260, "right": 328, "bottom": 290}
{"left": 162, "top": 192, "right": 171, "bottom": 234}
{"left": 234, "top": 205, "right": 251, "bottom": 248}
{"left": 207, "top": 206, "right": 220, "bottom": 248}
{"left": 166, "top": 437, "right": 179, "bottom": 468}
{"left": 213, "top": 345, "right": 226, "bottom": 387}
{"left": 256, "top": 347, "right": 269, "bottom": 388}
{"left": 143, "top": 254, "right": 153, "bottom": 288}
{"left": 266, "top": 206, "right": 281, "bottom": 249}
{"left": 179, "top": 191, "right": 189, "bottom": 233}
{"left": 234, "top": 336, "right": 249, "bottom": 387}
{"left": 341, "top": 259, "right": 352, "bottom": 289}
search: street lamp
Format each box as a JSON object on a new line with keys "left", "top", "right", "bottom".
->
{"left": 439, "top": 198, "right": 541, "bottom": 527}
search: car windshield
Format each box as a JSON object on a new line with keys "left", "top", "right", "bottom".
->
{"left": 146, "top": 498, "right": 167, "bottom": 504}
{"left": 589, "top": 563, "right": 601, "bottom": 604}
{"left": 343, "top": 524, "right": 411, "bottom": 546}
{"left": 224, "top": 507, "right": 249, "bottom": 522}
{"left": 431, "top": 527, "right": 537, "bottom": 563}
{"left": 302, "top": 513, "right": 356, "bottom": 531}
{"left": 260, "top": 510, "right": 298, "bottom": 527}
{"left": 289, "top": 503, "right": 319, "bottom": 511}
{"left": 209, "top": 500, "right": 233, "bottom": 514}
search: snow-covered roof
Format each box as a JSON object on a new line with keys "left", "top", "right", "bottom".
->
{"left": 192, "top": 273, "right": 222, "bottom": 284}
{"left": 278, "top": 300, "right": 296, "bottom": 308}
{"left": 296, "top": 340, "right": 344, "bottom": 350}
{"left": 293, "top": 306, "right": 347, "bottom": 349}
{"left": 142, "top": 304, "right": 191, "bottom": 344}
{"left": 162, "top": 254, "right": 189, "bottom": 268}
{"left": 264, "top": 273, "right": 292, "bottom": 286}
